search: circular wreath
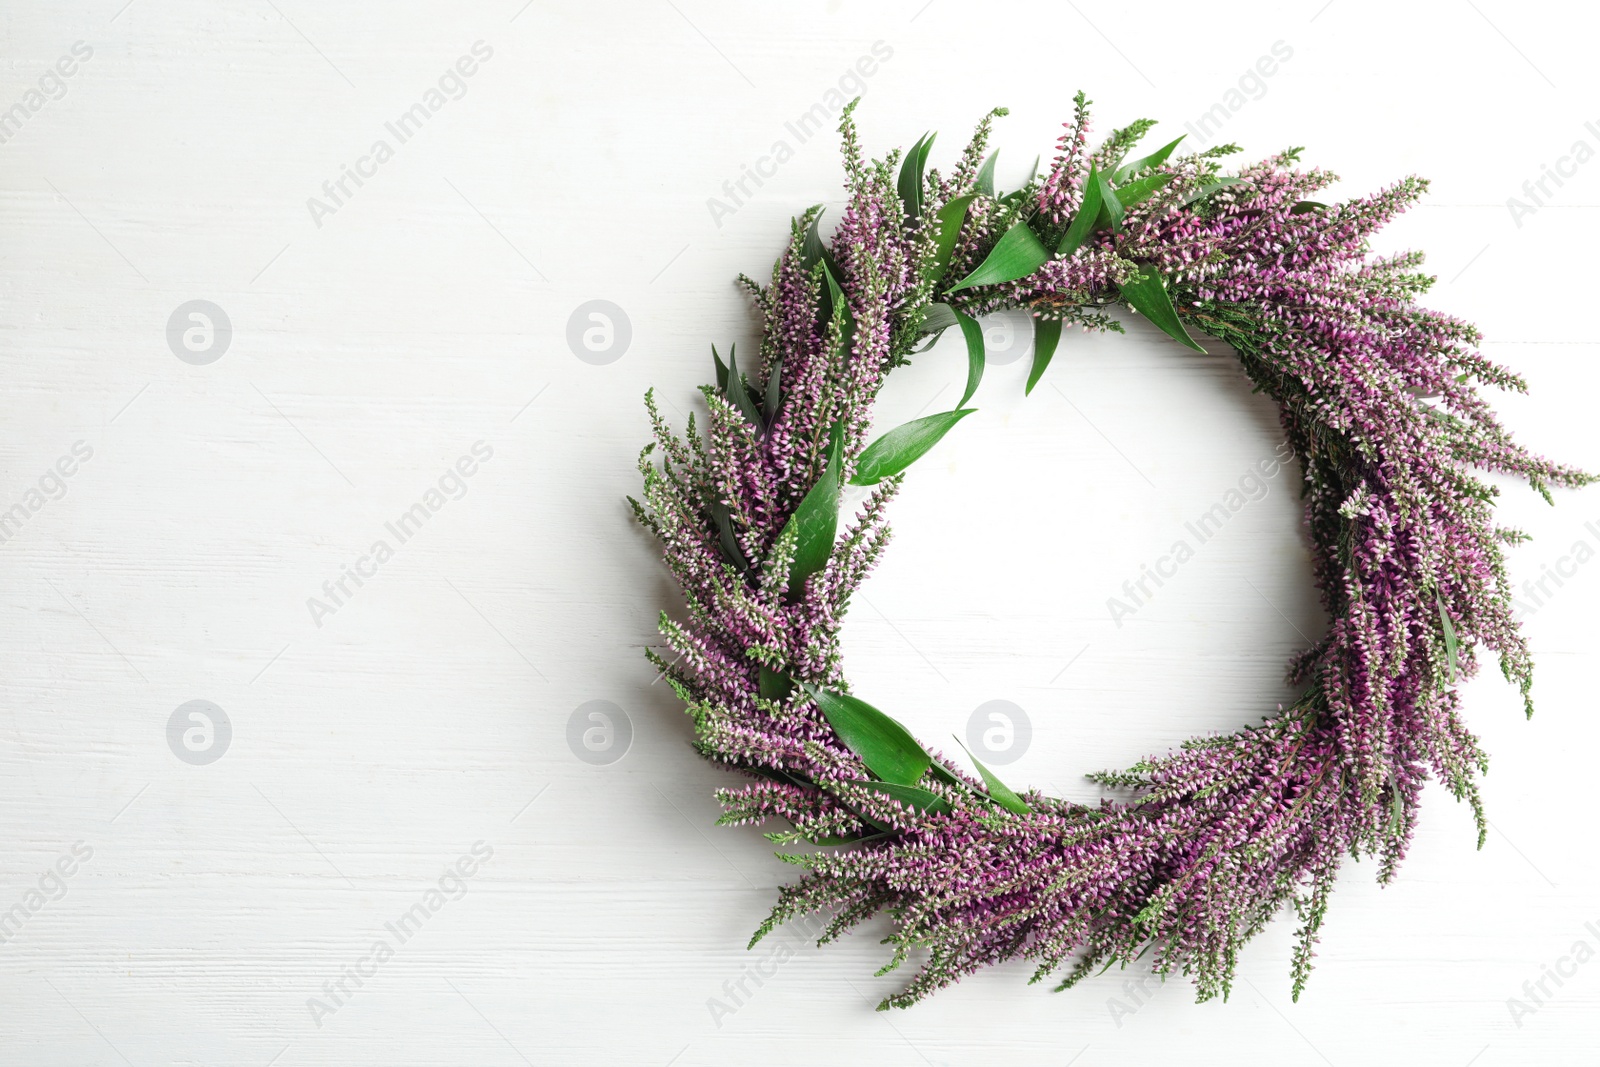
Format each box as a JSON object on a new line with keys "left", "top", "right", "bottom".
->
{"left": 631, "top": 95, "right": 1591, "bottom": 1009}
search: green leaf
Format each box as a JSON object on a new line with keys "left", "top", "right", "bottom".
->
{"left": 798, "top": 681, "right": 931, "bottom": 786}
{"left": 1094, "top": 167, "right": 1124, "bottom": 233}
{"left": 759, "top": 664, "right": 792, "bottom": 701}
{"left": 846, "top": 780, "right": 951, "bottom": 816}
{"left": 1437, "top": 595, "right": 1458, "bottom": 683}
{"left": 801, "top": 209, "right": 826, "bottom": 269}
{"left": 850, "top": 409, "right": 975, "bottom": 485}
{"left": 712, "top": 345, "right": 729, "bottom": 392}
{"left": 1057, "top": 162, "right": 1105, "bottom": 256}
{"left": 1115, "top": 171, "right": 1174, "bottom": 208}
{"left": 781, "top": 423, "right": 843, "bottom": 595}
{"left": 807, "top": 830, "right": 893, "bottom": 847}
{"left": 951, "top": 305, "right": 986, "bottom": 409}
{"left": 711, "top": 500, "right": 749, "bottom": 571}
{"left": 1112, "top": 135, "right": 1184, "bottom": 184}
{"left": 897, "top": 132, "right": 936, "bottom": 221}
{"left": 954, "top": 736, "right": 1031, "bottom": 815}
{"left": 1181, "top": 177, "right": 1248, "bottom": 206}
{"left": 976, "top": 151, "right": 998, "bottom": 197}
{"left": 1117, "top": 269, "right": 1206, "bottom": 353}
{"left": 948, "top": 222, "right": 1050, "bottom": 292}
{"left": 763, "top": 357, "right": 782, "bottom": 423}
{"left": 918, "top": 301, "right": 959, "bottom": 337}
{"left": 722, "top": 343, "right": 764, "bottom": 429}
{"left": 930, "top": 195, "right": 976, "bottom": 283}
{"left": 821, "top": 260, "right": 857, "bottom": 355}
{"left": 1289, "top": 200, "right": 1326, "bottom": 215}
{"left": 1025, "top": 317, "right": 1063, "bottom": 395}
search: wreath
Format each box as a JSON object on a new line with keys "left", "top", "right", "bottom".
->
{"left": 631, "top": 94, "right": 1591, "bottom": 1010}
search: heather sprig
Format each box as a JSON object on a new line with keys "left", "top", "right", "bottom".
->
{"left": 631, "top": 96, "right": 1592, "bottom": 1010}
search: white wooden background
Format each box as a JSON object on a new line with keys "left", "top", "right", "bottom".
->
{"left": 3, "top": 0, "right": 1598, "bottom": 1063}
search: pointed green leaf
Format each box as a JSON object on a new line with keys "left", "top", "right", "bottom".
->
{"left": 821, "top": 260, "right": 857, "bottom": 356}
{"left": 1112, "top": 135, "right": 1184, "bottom": 184}
{"left": 759, "top": 664, "right": 792, "bottom": 701}
{"left": 723, "top": 343, "right": 764, "bottom": 429}
{"left": 918, "top": 301, "right": 959, "bottom": 337}
{"left": 1181, "top": 177, "right": 1248, "bottom": 206}
{"left": 801, "top": 209, "right": 826, "bottom": 269}
{"left": 850, "top": 408, "right": 975, "bottom": 485}
{"left": 1115, "top": 171, "right": 1174, "bottom": 208}
{"left": 763, "top": 357, "right": 782, "bottom": 422}
{"left": 1094, "top": 167, "right": 1124, "bottom": 233}
{"left": 712, "top": 344, "right": 729, "bottom": 393}
{"left": 711, "top": 500, "right": 749, "bottom": 571}
{"left": 976, "top": 151, "right": 998, "bottom": 197}
{"left": 1117, "top": 269, "right": 1206, "bottom": 353}
{"left": 930, "top": 195, "right": 976, "bottom": 283}
{"left": 1057, "top": 162, "right": 1105, "bottom": 256}
{"left": 798, "top": 681, "right": 931, "bottom": 786}
{"left": 807, "top": 830, "right": 894, "bottom": 846}
{"left": 955, "top": 736, "right": 1031, "bottom": 814}
{"left": 951, "top": 305, "right": 985, "bottom": 409}
{"left": 1437, "top": 595, "right": 1458, "bottom": 683}
{"left": 781, "top": 423, "right": 843, "bottom": 595}
{"left": 1290, "top": 200, "right": 1327, "bottom": 215}
{"left": 948, "top": 222, "right": 1050, "bottom": 292}
{"left": 1387, "top": 772, "right": 1404, "bottom": 833}
{"left": 846, "top": 780, "right": 951, "bottom": 815}
{"left": 897, "top": 132, "right": 935, "bottom": 221}
{"left": 1025, "top": 318, "right": 1063, "bottom": 395}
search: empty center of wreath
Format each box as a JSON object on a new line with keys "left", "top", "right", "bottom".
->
{"left": 837, "top": 308, "right": 1319, "bottom": 783}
